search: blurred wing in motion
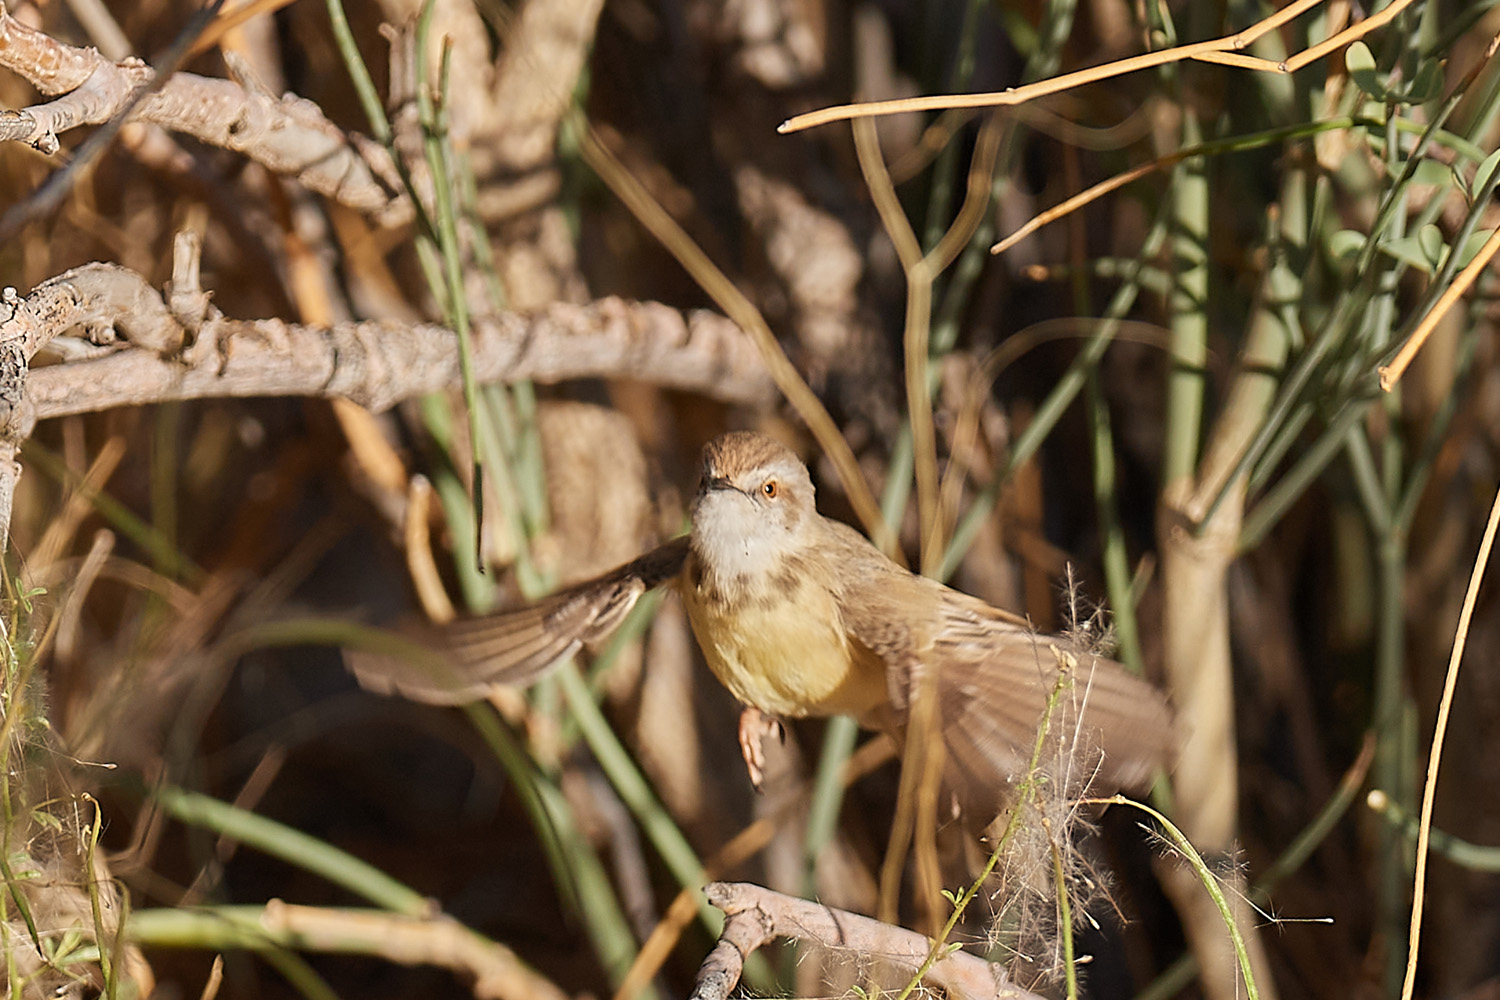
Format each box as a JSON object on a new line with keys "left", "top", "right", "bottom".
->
{"left": 345, "top": 536, "right": 689, "bottom": 705}
{"left": 925, "top": 589, "right": 1176, "bottom": 804}
{"left": 827, "top": 520, "right": 1175, "bottom": 817}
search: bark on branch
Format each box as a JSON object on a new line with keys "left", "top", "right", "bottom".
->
{"left": 692, "top": 882, "right": 1045, "bottom": 1000}
{"left": 0, "top": 3, "right": 407, "bottom": 223}
{"left": 27, "top": 296, "right": 773, "bottom": 421}
{"left": 0, "top": 261, "right": 772, "bottom": 545}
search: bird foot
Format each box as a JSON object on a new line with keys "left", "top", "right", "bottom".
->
{"left": 738, "top": 706, "right": 784, "bottom": 791}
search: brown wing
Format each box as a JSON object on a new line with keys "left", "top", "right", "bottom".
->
{"left": 921, "top": 590, "right": 1175, "bottom": 813}
{"left": 345, "top": 537, "right": 689, "bottom": 705}
{"left": 825, "top": 520, "right": 1174, "bottom": 815}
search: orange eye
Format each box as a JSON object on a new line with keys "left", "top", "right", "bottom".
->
{"left": 762, "top": 480, "right": 778, "bottom": 499}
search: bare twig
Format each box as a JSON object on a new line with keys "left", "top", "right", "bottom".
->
{"left": 1400, "top": 483, "right": 1500, "bottom": 999}
{"left": 129, "top": 901, "right": 572, "bottom": 1000}
{"left": 692, "top": 882, "right": 1046, "bottom": 1000}
{"left": 0, "top": 4, "right": 407, "bottom": 224}
{"left": 778, "top": 0, "right": 1414, "bottom": 132}
{"left": 0, "top": 262, "right": 771, "bottom": 549}
{"left": 1380, "top": 224, "right": 1500, "bottom": 391}
{"left": 8, "top": 265, "right": 772, "bottom": 420}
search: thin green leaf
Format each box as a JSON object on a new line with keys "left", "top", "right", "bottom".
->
{"left": 1473, "top": 149, "right": 1500, "bottom": 200}
{"left": 1346, "top": 42, "right": 1384, "bottom": 100}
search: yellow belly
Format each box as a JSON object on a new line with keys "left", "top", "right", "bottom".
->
{"left": 680, "top": 575, "right": 886, "bottom": 719}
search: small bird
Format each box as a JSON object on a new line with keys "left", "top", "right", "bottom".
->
{"left": 347, "top": 431, "right": 1174, "bottom": 811}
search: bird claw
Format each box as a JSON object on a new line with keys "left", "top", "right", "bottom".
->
{"left": 738, "top": 707, "right": 784, "bottom": 791}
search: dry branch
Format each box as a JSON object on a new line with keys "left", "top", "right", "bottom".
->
{"left": 692, "top": 882, "right": 1045, "bottom": 1000}
{"left": 6, "top": 264, "right": 771, "bottom": 420}
{"left": 260, "top": 901, "right": 571, "bottom": 1000}
{"left": 0, "top": 3, "right": 407, "bottom": 223}
{"left": 0, "top": 261, "right": 772, "bottom": 548}
{"left": 26, "top": 299, "right": 774, "bottom": 418}
{"left": 778, "top": 0, "right": 1416, "bottom": 132}
{"left": 141, "top": 901, "right": 574, "bottom": 1000}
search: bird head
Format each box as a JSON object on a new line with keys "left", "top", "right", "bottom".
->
{"left": 690, "top": 432, "right": 816, "bottom": 582}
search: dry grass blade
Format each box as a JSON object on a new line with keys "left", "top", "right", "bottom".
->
{"left": 1380, "top": 225, "right": 1500, "bottom": 391}
{"left": 572, "top": 120, "right": 895, "bottom": 559}
{"left": 1400, "top": 483, "right": 1500, "bottom": 999}
{"left": 779, "top": 0, "right": 1413, "bottom": 132}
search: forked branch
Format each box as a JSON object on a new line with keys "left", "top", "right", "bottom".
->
{"left": 691, "top": 882, "right": 1045, "bottom": 1000}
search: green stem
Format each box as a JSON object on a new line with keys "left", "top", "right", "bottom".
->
{"left": 1104, "top": 797, "right": 1260, "bottom": 1000}
{"left": 1087, "top": 372, "right": 1142, "bottom": 671}
{"left": 1370, "top": 789, "right": 1500, "bottom": 872}
{"left": 152, "top": 785, "right": 430, "bottom": 915}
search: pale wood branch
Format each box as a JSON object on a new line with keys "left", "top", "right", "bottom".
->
{"left": 9, "top": 265, "right": 772, "bottom": 420}
{"left": 127, "top": 902, "right": 570, "bottom": 1000}
{"left": 692, "top": 882, "right": 1046, "bottom": 1000}
{"left": 0, "top": 3, "right": 407, "bottom": 223}
{"left": 0, "top": 262, "right": 772, "bottom": 549}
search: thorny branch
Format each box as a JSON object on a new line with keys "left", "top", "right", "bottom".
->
{"left": 691, "top": 882, "right": 1046, "bottom": 1000}
{"left": 0, "top": 2, "right": 408, "bottom": 224}
{"left": 0, "top": 255, "right": 773, "bottom": 546}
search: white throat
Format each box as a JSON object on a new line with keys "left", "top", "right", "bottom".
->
{"left": 691, "top": 488, "right": 804, "bottom": 584}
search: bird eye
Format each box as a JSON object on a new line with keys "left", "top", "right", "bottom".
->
{"left": 762, "top": 479, "right": 778, "bottom": 499}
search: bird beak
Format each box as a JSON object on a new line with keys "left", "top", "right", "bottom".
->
{"left": 702, "top": 475, "right": 734, "bottom": 494}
